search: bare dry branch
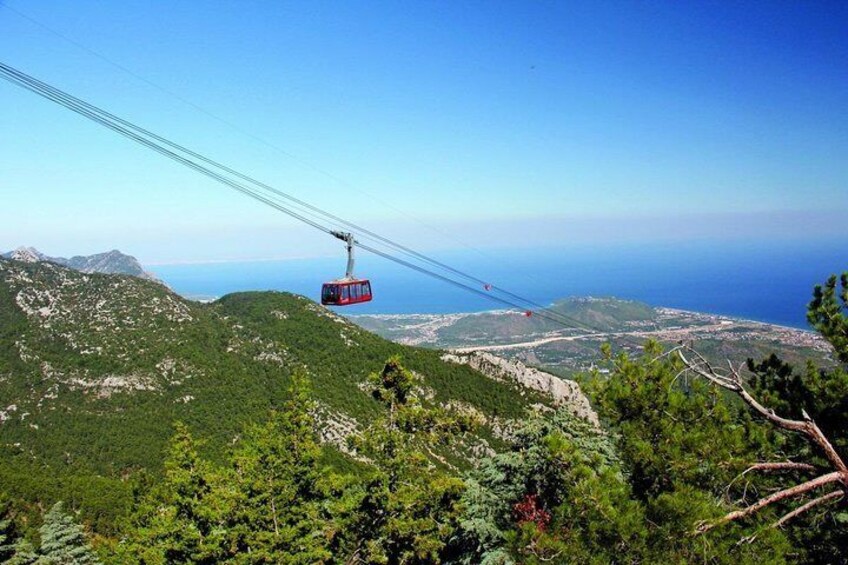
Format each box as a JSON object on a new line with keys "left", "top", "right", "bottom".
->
{"left": 677, "top": 346, "right": 848, "bottom": 479}
{"left": 653, "top": 343, "right": 687, "bottom": 363}
{"left": 676, "top": 344, "right": 848, "bottom": 538}
{"left": 773, "top": 490, "right": 844, "bottom": 529}
{"left": 697, "top": 471, "right": 844, "bottom": 534}
{"left": 741, "top": 462, "right": 818, "bottom": 476}
{"left": 726, "top": 461, "right": 818, "bottom": 498}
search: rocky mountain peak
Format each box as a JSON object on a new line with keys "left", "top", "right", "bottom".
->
{"left": 8, "top": 246, "right": 45, "bottom": 263}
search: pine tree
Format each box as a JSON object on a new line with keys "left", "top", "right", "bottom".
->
{"left": 586, "top": 341, "right": 792, "bottom": 563}
{"left": 35, "top": 502, "right": 101, "bottom": 565}
{"left": 223, "top": 371, "right": 334, "bottom": 563}
{"left": 741, "top": 271, "right": 848, "bottom": 562}
{"left": 452, "top": 408, "right": 646, "bottom": 564}
{"left": 808, "top": 272, "right": 848, "bottom": 364}
{"left": 119, "top": 423, "right": 225, "bottom": 564}
{"left": 347, "top": 356, "right": 468, "bottom": 564}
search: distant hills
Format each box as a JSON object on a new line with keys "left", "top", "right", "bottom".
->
{"left": 0, "top": 256, "right": 567, "bottom": 532}
{"left": 1, "top": 246, "right": 157, "bottom": 280}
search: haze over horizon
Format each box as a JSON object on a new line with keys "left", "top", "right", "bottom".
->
{"left": 1, "top": 1, "right": 846, "bottom": 264}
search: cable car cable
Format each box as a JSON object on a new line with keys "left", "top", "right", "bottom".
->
{"left": 0, "top": 61, "right": 602, "bottom": 333}
{"left": 0, "top": 7, "right": 590, "bottom": 327}
{"left": 0, "top": 61, "right": 599, "bottom": 333}
{"left": 1, "top": 2, "right": 529, "bottom": 279}
{"left": 0, "top": 61, "right": 591, "bottom": 328}
{"left": 7, "top": 62, "right": 564, "bottom": 318}
{"left": 0, "top": 61, "right": 593, "bottom": 329}
{"left": 357, "top": 242, "right": 597, "bottom": 330}
{"left": 0, "top": 67, "right": 337, "bottom": 237}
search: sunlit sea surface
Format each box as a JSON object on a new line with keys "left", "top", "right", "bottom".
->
{"left": 151, "top": 239, "right": 848, "bottom": 330}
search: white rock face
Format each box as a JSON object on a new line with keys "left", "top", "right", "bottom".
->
{"left": 9, "top": 247, "right": 45, "bottom": 263}
{"left": 442, "top": 351, "right": 599, "bottom": 426}
{"left": 314, "top": 403, "right": 361, "bottom": 457}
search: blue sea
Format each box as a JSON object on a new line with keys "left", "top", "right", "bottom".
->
{"left": 151, "top": 239, "right": 848, "bottom": 330}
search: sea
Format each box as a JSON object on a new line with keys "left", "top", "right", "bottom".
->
{"left": 150, "top": 238, "right": 848, "bottom": 330}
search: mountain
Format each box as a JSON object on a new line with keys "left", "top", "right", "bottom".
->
{"left": 61, "top": 249, "right": 156, "bottom": 279}
{"left": 352, "top": 297, "right": 835, "bottom": 377}
{"left": 1, "top": 246, "right": 157, "bottom": 280}
{"left": 2, "top": 246, "right": 47, "bottom": 263}
{"left": 0, "top": 256, "right": 570, "bottom": 532}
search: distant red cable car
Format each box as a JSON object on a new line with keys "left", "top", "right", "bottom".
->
{"left": 321, "top": 231, "right": 373, "bottom": 306}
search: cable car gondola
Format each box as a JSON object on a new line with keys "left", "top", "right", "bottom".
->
{"left": 321, "top": 231, "right": 373, "bottom": 306}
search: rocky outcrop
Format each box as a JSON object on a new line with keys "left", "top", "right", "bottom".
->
{"left": 441, "top": 350, "right": 599, "bottom": 426}
{"left": 313, "top": 403, "right": 361, "bottom": 457}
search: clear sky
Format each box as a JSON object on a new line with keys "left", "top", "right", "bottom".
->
{"left": 1, "top": 1, "right": 846, "bottom": 263}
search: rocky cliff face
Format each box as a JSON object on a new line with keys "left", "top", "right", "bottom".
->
{"left": 1, "top": 247, "right": 157, "bottom": 280}
{"left": 441, "top": 350, "right": 598, "bottom": 425}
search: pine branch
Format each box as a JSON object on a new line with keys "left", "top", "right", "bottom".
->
{"left": 678, "top": 347, "right": 848, "bottom": 478}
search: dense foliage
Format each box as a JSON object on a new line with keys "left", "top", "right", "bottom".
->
{"left": 102, "top": 360, "right": 473, "bottom": 564}
{"left": 585, "top": 342, "right": 792, "bottom": 563}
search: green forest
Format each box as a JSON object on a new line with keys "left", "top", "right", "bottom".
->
{"left": 0, "top": 259, "right": 547, "bottom": 535}
{"left": 1, "top": 262, "right": 847, "bottom": 563}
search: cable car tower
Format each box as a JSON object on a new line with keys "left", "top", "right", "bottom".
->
{"left": 321, "top": 231, "right": 373, "bottom": 306}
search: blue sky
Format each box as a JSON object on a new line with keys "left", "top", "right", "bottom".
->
{"left": 1, "top": 1, "right": 846, "bottom": 263}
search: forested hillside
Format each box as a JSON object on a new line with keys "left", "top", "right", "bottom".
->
{"left": 0, "top": 258, "right": 546, "bottom": 532}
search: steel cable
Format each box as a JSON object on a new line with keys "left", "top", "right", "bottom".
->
{"left": 0, "top": 61, "right": 602, "bottom": 333}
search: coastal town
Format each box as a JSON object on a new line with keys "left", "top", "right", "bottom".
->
{"left": 352, "top": 299, "right": 834, "bottom": 376}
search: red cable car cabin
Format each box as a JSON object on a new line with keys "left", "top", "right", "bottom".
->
{"left": 321, "top": 231, "right": 373, "bottom": 306}
{"left": 321, "top": 279, "right": 373, "bottom": 306}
